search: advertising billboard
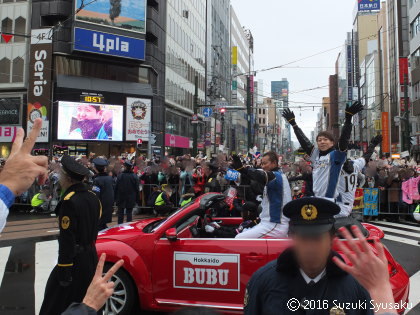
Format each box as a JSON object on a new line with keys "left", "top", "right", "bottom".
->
{"left": 358, "top": 0, "right": 380, "bottom": 11}
{"left": 0, "top": 98, "right": 20, "bottom": 125}
{"left": 57, "top": 101, "right": 123, "bottom": 141}
{"left": 74, "top": 27, "right": 145, "bottom": 60}
{"left": 27, "top": 29, "right": 53, "bottom": 143}
{"left": 75, "top": 0, "right": 146, "bottom": 33}
{"left": 126, "top": 97, "right": 151, "bottom": 141}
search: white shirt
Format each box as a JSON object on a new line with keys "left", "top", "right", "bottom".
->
{"left": 299, "top": 268, "right": 326, "bottom": 284}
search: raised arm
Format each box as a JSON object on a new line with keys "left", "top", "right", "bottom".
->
{"left": 282, "top": 108, "right": 314, "bottom": 155}
{"left": 231, "top": 155, "right": 276, "bottom": 186}
{"left": 338, "top": 102, "right": 364, "bottom": 152}
{"left": 363, "top": 135, "right": 382, "bottom": 163}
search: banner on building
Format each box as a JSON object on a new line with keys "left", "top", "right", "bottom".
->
{"left": 381, "top": 112, "right": 390, "bottom": 153}
{"left": 232, "top": 46, "right": 238, "bottom": 105}
{"left": 126, "top": 97, "right": 151, "bottom": 141}
{"left": 363, "top": 188, "right": 379, "bottom": 216}
{"left": 0, "top": 98, "right": 20, "bottom": 125}
{"left": 27, "top": 29, "right": 53, "bottom": 143}
{"left": 358, "top": 0, "right": 380, "bottom": 11}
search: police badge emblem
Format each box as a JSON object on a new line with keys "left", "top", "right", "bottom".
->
{"left": 301, "top": 204, "right": 318, "bottom": 220}
{"left": 330, "top": 306, "right": 345, "bottom": 315}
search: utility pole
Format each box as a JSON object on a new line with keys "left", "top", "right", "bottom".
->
{"left": 246, "top": 75, "right": 252, "bottom": 150}
{"left": 193, "top": 75, "right": 199, "bottom": 157}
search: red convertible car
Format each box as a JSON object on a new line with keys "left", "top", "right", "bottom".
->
{"left": 96, "top": 193, "right": 410, "bottom": 315}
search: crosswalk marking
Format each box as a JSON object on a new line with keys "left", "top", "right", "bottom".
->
{"left": 376, "top": 226, "right": 420, "bottom": 239}
{"left": 408, "top": 271, "right": 420, "bottom": 314}
{"left": 0, "top": 246, "right": 11, "bottom": 287}
{"left": 374, "top": 221, "right": 420, "bottom": 232}
{"left": 383, "top": 235, "right": 420, "bottom": 247}
{"left": 35, "top": 240, "right": 58, "bottom": 315}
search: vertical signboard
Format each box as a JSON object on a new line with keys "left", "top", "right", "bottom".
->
{"left": 27, "top": 29, "right": 53, "bottom": 142}
{"left": 231, "top": 46, "right": 238, "bottom": 106}
{"left": 347, "top": 44, "right": 353, "bottom": 101}
{"left": 381, "top": 112, "right": 390, "bottom": 153}
{"left": 126, "top": 97, "right": 151, "bottom": 141}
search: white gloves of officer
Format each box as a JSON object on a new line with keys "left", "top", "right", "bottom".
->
{"left": 205, "top": 222, "right": 221, "bottom": 233}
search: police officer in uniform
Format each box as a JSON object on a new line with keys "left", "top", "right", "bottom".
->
{"left": 92, "top": 158, "right": 114, "bottom": 230}
{"left": 40, "top": 155, "right": 102, "bottom": 315}
{"left": 244, "top": 197, "right": 373, "bottom": 315}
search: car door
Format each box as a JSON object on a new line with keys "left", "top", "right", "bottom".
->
{"left": 152, "top": 233, "right": 268, "bottom": 311}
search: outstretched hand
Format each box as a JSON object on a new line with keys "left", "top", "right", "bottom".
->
{"left": 282, "top": 108, "right": 296, "bottom": 126}
{"left": 345, "top": 102, "right": 364, "bottom": 121}
{"left": 82, "top": 253, "right": 124, "bottom": 311}
{"left": 333, "top": 226, "right": 396, "bottom": 314}
{"left": 0, "top": 118, "right": 48, "bottom": 196}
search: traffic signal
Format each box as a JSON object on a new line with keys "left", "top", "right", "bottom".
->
{"left": 137, "top": 139, "right": 143, "bottom": 149}
{"left": 219, "top": 108, "right": 226, "bottom": 114}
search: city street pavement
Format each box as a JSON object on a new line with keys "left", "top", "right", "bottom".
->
{"left": 0, "top": 214, "right": 418, "bottom": 315}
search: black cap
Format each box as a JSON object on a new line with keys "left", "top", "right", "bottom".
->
{"left": 61, "top": 155, "right": 90, "bottom": 181}
{"left": 283, "top": 197, "right": 340, "bottom": 236}
{"left": 92, "top": 158, "right": 109, "bottom": 167}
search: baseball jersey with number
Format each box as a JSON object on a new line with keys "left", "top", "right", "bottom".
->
{"left": 336, "top": 158, "right": 366, "bottom": 217}
{"left": 310, "top": 148, "right": 347, "bottom": 200}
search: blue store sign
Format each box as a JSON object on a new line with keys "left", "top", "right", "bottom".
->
{"left": 74, "top": 27, "right": 145, "bottom": 60}
{"left": 358, "top": 0, "right": 380, "bottom": 11}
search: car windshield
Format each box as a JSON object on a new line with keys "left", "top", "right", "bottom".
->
{"left": 148, "top": 206, "right": 186, "bottom": 233}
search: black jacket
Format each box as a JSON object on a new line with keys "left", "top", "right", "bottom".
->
{"left": 245, "top": 249, "right": 373, "bottom": 315}
{"left": 115, "top": 170, "right": 140, "bottom": 208}
{"left": 62, "top": 303, "right": 96, "bottom": 315}
{"left": 93, "top": 173, "right": 115, "bottom": 223}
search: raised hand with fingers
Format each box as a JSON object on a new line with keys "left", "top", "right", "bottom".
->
{"left": 370, "top": 135, "right": 383, "bottom": 147}
{"left": 282, "top": 108, "right": 297, "bottom": 127}
{"left": 345, "top": 101, "right": 364, "bottom": 121}
{"left": 0, "top": 118, "right": 48, "bottom": 196}
{"left": 82, "top": 253, "right": 124, "bottom": 311}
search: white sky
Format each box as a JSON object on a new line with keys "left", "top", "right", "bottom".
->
{"left": 230, "top": 0, "right": 356, "bottom": 138}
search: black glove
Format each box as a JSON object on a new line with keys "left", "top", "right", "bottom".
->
{"left": 58, "top": 266, "right": 73, "bottom": 287}
{"left": 345, "top": 101, "right": 364, "bottom": 121}
{"left": 343, "top": 160, "right": 354, "bottom": 174}
{"left": 370, "top": 135, "right": 382, "bottom": 147}
{"left": 282, "top": 108, "right": 297, "bottom": 126}
{"left": 231, "top": 155, "right": 243, "bottom": 171}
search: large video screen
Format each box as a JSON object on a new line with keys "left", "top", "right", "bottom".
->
{"left": 75, "top": 0, "right": 146, "bottom": 33}
{"left": 57, "top": 101, "right": 123, "bottom": 141}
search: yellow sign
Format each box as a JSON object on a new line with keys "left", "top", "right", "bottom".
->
{"left": 374, "top": 119, "right": 382, "bottom": 130}
{"left": 232, "top": 46, "right": 238, "bottom": 65}
{"left": 301, "top": 204, "right": 318, "bottom": 220}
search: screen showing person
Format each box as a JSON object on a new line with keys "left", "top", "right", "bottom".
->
{"left": 57, "top": 101, "right": 123, "bottom": 141}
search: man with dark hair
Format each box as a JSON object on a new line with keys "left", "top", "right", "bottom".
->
{"left": 231, "top": 151, "right": 291, "bottom": 239}
{"left": 203, "top": 161, "right": 221, "bottom": 193}
{"left": 92, "top": 158, "right": 114, "bottom": 230}
{"left": 115, "top": 160, "right": 140, "bottom": 224}
{"left": 283, "top": 102, "right": 363, "bottom": 201}
{"left": 244, "top": 197, "right": 373, "bottom": 315}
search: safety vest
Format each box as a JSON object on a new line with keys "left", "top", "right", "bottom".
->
{"left": 31, "top": 193, "right": 44, "bottom": 207}
{"left": 181, "top": 197, "right": 192, "bottom": 207}
{"left": 155, "top": 193, "right": 166, "bottom": 206}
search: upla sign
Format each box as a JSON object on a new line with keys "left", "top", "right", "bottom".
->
{"left": 74, "top": 27, "right": 145, "bottom": 60}
{"left": 27, "top": 29, "right": 52, "bottom": 143}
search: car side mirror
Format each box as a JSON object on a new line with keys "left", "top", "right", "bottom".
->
{"left": 165, "top": 228, "right": 178, "bottom": 242}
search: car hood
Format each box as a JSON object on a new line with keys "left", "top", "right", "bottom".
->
{"left": 97, "top": 218, "right": 161, "bottom": 245}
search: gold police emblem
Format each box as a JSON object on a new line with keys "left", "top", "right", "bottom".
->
{"left": 330, "top": 306, "right": 345, "bottom": 315}
{"left": 61, "top": 216, "right": 70, "bottom": 230}
{"left": 301, "top": 204, "right": 318, "bottom": 220}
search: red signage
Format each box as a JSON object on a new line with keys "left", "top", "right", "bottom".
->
{"left": 174, "top": 252, "right": 240, "bottom": 291}
{"left": 381, "top": 112, "right": 390, "bottom": 153}
{"left": 165, "top": 134, "right": 190, "bottom": 149}
{"left": 399, "top": 58, "right": 409, "bottom": 84}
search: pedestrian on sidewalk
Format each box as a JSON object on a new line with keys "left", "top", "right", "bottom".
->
{"left": 115, "top": 160, "right": 140, "bottom": 224}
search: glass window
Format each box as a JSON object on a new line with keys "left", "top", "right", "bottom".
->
{"left": 14, "top": 17, "right": 26, "bottom": 42}
{"left": 12, "top": 57, "right": 23, "bottom": 83}
{"left": 1, "top": 18, "right": 13, "bottom": 43}
{"left": 0, "top": 58, "right": 11, "bottom": 83}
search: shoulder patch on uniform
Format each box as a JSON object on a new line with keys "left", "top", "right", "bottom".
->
{"left": 64, "top": 192, "right": 75, "bottom": 200}
{"left": 92, "top": 185, "right": 101, "bottom": 193}
{"left": 61, "top": 216, "right": 70, "bottom": 229}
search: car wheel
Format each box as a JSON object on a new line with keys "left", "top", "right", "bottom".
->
{"left": 103, "top": 266, "right": 136, "bottom": 315}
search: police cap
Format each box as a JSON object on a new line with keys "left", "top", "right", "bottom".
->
{"left": 92, "top": 158, "right": 109, "bottom": 167}
{"left": 61, "top": 155, "right": 90, "bottom": 181}
{"left": 283, "top": 197, "right": 340, "bottom": 236}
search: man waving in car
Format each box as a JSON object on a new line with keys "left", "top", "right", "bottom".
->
{"left": 231, "top": 152, "right": 291, "bottom": 239}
